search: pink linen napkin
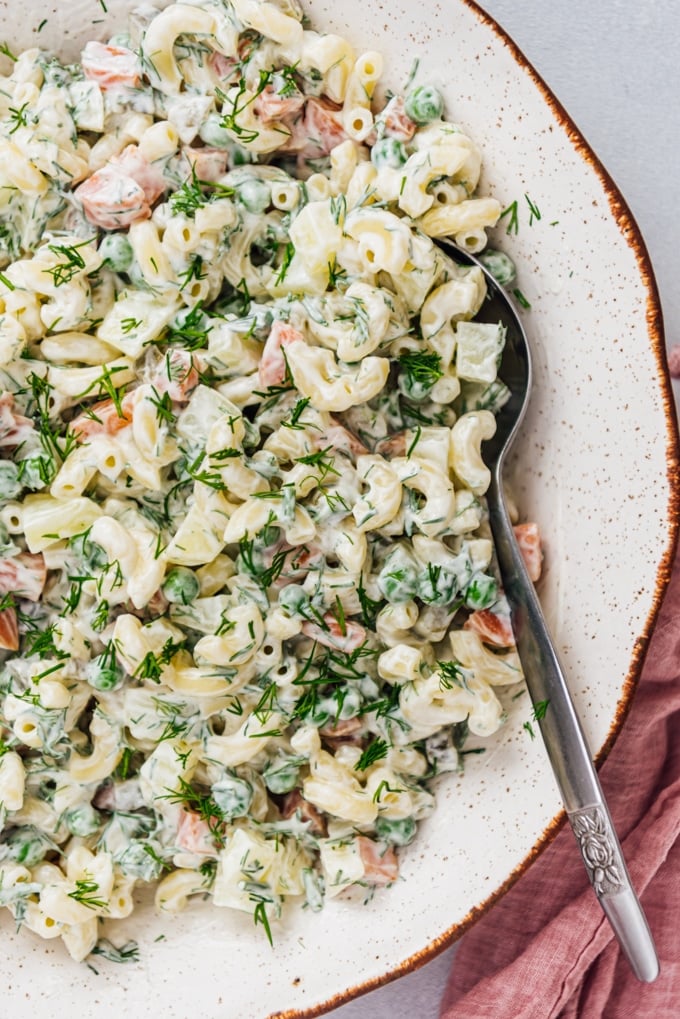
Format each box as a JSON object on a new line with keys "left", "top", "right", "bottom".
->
{"left": 440, "top": 540, "right": 680, "bottom": 1019}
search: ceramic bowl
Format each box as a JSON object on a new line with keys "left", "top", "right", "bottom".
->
{"left": 0, "top": 1, "right": 677, "bottom": 1016}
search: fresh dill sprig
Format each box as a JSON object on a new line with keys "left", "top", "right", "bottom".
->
{"left": 500, "top": 199, "right": 520, "bottom": 235}
{"left": 43, "top": 240, "right": 93, "bottom": 287}
{"left": 398, "top": 350, "right": 443, "bottom": 389}
{"left": 354, "top": 738, "right": 390, "bottom": 772}
{"left": 68, "top": 875, "right": 108, "bottom": 910}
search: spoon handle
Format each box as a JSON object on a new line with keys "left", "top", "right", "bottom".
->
{"left": 486, "top": 473, "right": 659, "bottom": 983}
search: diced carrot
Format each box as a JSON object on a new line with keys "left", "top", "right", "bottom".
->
{"left": 81, "top": 41, "right": 141, "bottom": 91}
{"left": 280, "top": 790, "right": 327, "bottom": 836}
{"left": 0, "top": 552, "right": 47, "bottom": 602}
{"left": 375, "top": 431, "right": 408, "bottom": 458}
{"left": 208, "top": 50, "right": 239, "bottom": 83}
{"left": 319, "top": 716, "right": 364, "bottom": 751}
{"left": 0, "top": 607, "right": 19, "bottom": 651}
{"left": 289, "top": 544, "right": 323, "bottom": 571}
{"left": 254, "top": 85, "right": 306, "bottom": 125}
{"left": 182, "top": 147, "right": 229, "bottom": 183}
{"left": 271, "top": 544, "right": 324, "bottom": 589}
{"left": 71, "top": 394, "right": 134, "bottom": 441}
{"left": 319, "top": 717, "right": 363, "bottom": 739}
{"left": 208, "top": 34, "right": 260, "bottom": 86}
{"left": 76, "top": 169, "right": 150, "bottom": 230}
{"left": 357, "top": 836, "right": 399, "bottom": 886}
{"left": 0, "top": 392, "right": 35, "bottom": 448}
{"left": 76, "top": 145, "right": 166, "bottom": 230}
{"left": 323, "top": 419, "right": 369, "bottom": 457}
{"left": 282, "top": 98, "right": 347, "bottom": 159}
{"left": 514, "top": 522, "right": 543, "bottom": 582}
{"left": 150, "top": 350, "right": 199, "bottom": 402}
{"left": 175, "top": 809, "right": 219, "bottom": 856}
{"left": 114, "top": 145, "right": 166, "bottom": 205}
{"left": 380, "top": 96, "right": 416, "bottom": 142}
{"left": 303, "top": 99, "right": 347, "bottom": 155}
{"left": 301, "top": 615, "right": 367, "bottom": 653}
{"left": 464, "top": 608, "right": 516, "bottom": 648}
{"left": 258, "top": 320, "right": 303, "bottom": 387}
{"left": 93, "top": 778, "right": 145, "bottom": 812}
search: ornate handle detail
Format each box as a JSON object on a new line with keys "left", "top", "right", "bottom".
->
{"left": 568, "top": 805, "right": 625, "bottom": 897}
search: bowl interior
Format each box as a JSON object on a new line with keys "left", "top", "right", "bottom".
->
{"left": 0, "top": 2, "right": 676, "bottom": 1017}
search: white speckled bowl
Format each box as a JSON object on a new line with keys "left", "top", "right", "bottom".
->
{"left": 1, "top": 2, "right": 678, "bottom": 1016}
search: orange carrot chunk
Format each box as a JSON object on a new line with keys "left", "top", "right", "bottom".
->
{"left": 513, "top": 521, "right": 543, "bottom": 582}
{"left": 357, "top": 836, "right": 399, "bottom": 886}
{"left": 0, "top": 552, "right": 47, "bottom": 602}
{"left": 82, "top": 41, "right": 141, "bottom": 91}
{"left": 464, "top": 608, "right": 516, "bottom": 648}
{"left": 0, "top": 607, "right": 19, "bottom": 651}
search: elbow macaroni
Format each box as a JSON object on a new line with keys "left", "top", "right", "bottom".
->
{"left": 0, "top": 0, "right": 536, "bottom": 962}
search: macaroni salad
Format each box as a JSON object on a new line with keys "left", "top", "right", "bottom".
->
{"left": 0, "top": 0, "right": 541, "bottom": 960}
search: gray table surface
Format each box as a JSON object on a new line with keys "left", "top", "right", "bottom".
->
{"left": 328, "top": 2, "right": 680, "bottom": 1016}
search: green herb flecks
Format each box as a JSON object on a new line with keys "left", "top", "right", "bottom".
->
{"left": 354, "top": 738, "right": 390, "bottom": 772}
{"left": 399, "top": 350, "right": 443, "bottom": 390}
{"left": 531, "top": 699, "right": 550, "bottom": 721}
{"left": 512, "top": 288, "right": 531, "bottom": 310}
{"left": 525, "top": 193, "right": 541, "bottom": 226}
{"left": 90, "top": 938, "right": 139, "bottom": 964}
{"left": 275, "top": 241, "right": 295, "bottom": 285}
{"left": 43, "top": 240, "right": 93, "bottom": 287}
{"left": 68, "top": 875, "right": 108, "bottom": 910}
{"left": 161, "top": 777, "right": 226, "bottom": 847}
{"left": 500, "top": 200, "right": 519, "bottom": 235}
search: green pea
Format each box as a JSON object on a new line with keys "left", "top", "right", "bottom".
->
{"left": 306, "top": 701, "right": 332, "bottom": 728}
{"left": 71, "top": 532, "right": 108, "bottom": 571}
{"left": 277, "top": 584, "right": 309, "bottom": 618}
{"left": 228, "top": 304, "right": 273, "bottom": 339}
{"left": 399, "top": 373, "right": 434, "bottom": 403}
{"left": 170, "top": 303, "right": 210, "bottom": 337}
{"left": 417, "top": 566, "right": 459, "bottom": 606}
{"left": 90, "top": 666, "right": 123, "bottom": 692}
{"left": 478, "top": 248, "right": 517, "bottom": 287}
{"left": 99, "top": 233, "right": 134, "bottom": 273}
{"left": 242, "top": 417, "right": 261, "bottom": 450}
{"left": 404, "top": 85, "right": 444, "bottom": 125}
{"left": 371, "top": 137, "right": 408, "bottom": 170}
{"left": 17, "top": 454, "right": 56, "bottom": 491}
{"left": 374, "top": 815, "right": 417, "bottom": 847}
{"left": 235, "top": 178, "right": 269, "bottom": 213}
{"left": 4, "top": 826, "right": 49, "bottom": 866}
{"left": 377, "top": 562, "right": 418, "bottom": 604}
{"left": 211, "top": 772, "right": 253, "bottom": 819}
{"left": 198, "top": 113, "right": 233, "bottom": 150}
{"left": 424, "top": 729, "right": 459, "bottom": 773}
{"left": 0, "top": 461, "right": 21, "bottom": 501}
{"left": 317, "top": 688, "right": 361, "bottom": 725}
{"left": 117, "top": 840, "right": 167, "bottom": 881}
{"left": 162, "top": 567, "right": 200, "bottom": 605}
{"left": 64, "top": 804, "right": 102, "bottom": 837}
{"left": 88, "top": 653, "right": 124, "bottom": 692}
{"left": 327, "top": 686, "right": 362, "bottom": 721}
{"left": 125, "top": 261, "right": 149, "bottom": 290}
{"left": 465, "top": 573, "right": 498, "bottom": 610}
{"left": 263, "top": 756, "right": 302, "bottom": 795}
{"left": 230, "top": 144, "right": 255, "bottom": 166}
{"left": 236, "top": 178, "right": 271, "bottom": 214}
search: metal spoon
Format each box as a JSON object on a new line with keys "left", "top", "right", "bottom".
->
{"left": 436, "top": 237, "right": 660, "bottom": 982}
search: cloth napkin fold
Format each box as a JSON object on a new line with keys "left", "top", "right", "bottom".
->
{"left": 440, "top": 539, "right": 680, "bottom": 1019}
